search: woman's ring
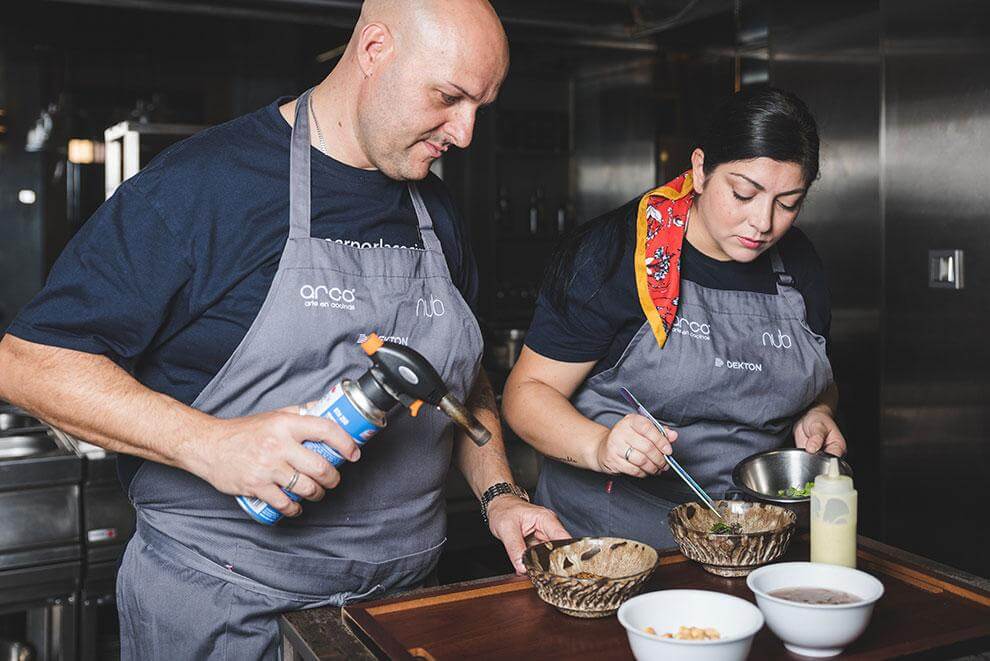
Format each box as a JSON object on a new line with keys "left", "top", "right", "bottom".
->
{"left": 285, "top": 470, "right": 300, "bottom": 492}
{"left": 624, "top": 446, "right": 633, "bottom": 462}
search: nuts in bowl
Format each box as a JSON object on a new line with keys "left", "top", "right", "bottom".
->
{"left": 653, "top": 626, "right": 722, "bottom": 640}
{"left": 618, "top": 589, "right": 765, "bottom": 661}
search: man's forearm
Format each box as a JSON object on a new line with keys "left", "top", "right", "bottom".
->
{"left": 453, "top": 368, "right": 515, "bottom": 499}
{"left": 0, "top": 335, "right": 215, "bottom": 470}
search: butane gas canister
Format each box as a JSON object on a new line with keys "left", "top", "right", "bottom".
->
{"left": 235, "top": 379, "right": 385, "bottom": 525}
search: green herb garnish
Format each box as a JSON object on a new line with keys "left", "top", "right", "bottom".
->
{"left": 710, "top": 521, "right": 742, "bottom": 534}
{"left": 777, "top": 481, "right": 815, "bottom": 498}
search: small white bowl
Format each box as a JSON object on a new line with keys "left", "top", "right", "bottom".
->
{"left": 617, "top": 589, "right": 764, "bottom": 661}
{"left": 747, "top": 562, "right": 884, "bottom": 657}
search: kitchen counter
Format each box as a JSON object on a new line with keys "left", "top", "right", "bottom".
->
{"left": 278, "top": 535, "right": 989, "bottom": 661}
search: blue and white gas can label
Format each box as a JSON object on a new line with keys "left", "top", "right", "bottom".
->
{"left": 235, "top": 381, "right": 379, "bottom": 525}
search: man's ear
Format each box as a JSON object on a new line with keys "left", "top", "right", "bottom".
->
{"left": 356, "top": 22, "right": 393, "bottom": 78}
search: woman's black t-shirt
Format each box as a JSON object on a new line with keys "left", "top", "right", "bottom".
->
{"left": 525, "top": 198, "right": 831, "bottom": 373}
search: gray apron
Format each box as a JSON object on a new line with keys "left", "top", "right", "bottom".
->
{"left": 116, "top": 88, "right": 483, "bottom": 660}
{"left": 535, "top": 249, "right": 832, "bottom": 549}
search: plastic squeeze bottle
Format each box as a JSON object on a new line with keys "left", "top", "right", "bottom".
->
{"left": 810, "top": 458, "right": 858, "bottom": 567}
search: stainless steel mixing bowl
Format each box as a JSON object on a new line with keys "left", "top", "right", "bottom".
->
{"left": 731, "top": 448, "right": 853, "bottom": 504}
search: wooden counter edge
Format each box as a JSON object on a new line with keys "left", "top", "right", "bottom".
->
{"left": 279, "top": 535, "right": 990, "bottom": 660}
{"left": 279, "top": 574, "right": 531, "bottom": 660}
{"left": 856, "top": 535, "right": 990, "bottom": 600}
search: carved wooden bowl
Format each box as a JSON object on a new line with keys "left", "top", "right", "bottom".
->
{"left": 523, "top": 537, "right": 659, "bottom": 618}
{"left": 668, "top": 500, "right": 796, "bottom": 578}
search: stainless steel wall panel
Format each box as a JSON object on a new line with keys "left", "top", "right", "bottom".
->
{"left": 880, "top": 0, "right": 990, "bottom": 576}
{"left": 768, "top": 0, "right": 990, "bottom": 576}
{"left": 573, "top": 49, "right": 736, "bottom": 224}
{"left": 573, "top": 58, "right": 658, "bottom": 222}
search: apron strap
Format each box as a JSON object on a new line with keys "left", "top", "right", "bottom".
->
{"left": 407, "top": 183, "right": 445, "bottom": 254}
{"left": 291, "top": 89, "right": 442, "bottom": 251}
{"left": 768, "top": 246, "right": 795, "bottom": 287}
{"left": 288, "top": 88, "right": 314, "bottom": 240}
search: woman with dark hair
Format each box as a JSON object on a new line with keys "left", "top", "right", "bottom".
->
{"left": 502, "top": 87, "right": 845, "bottom": 548}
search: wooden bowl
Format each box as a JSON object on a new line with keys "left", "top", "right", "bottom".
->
{"left": 523, "top": 537, "right": 659, "bottom": 618}
{"left": 668, "top": 500, "right": 796, "bottom": 578}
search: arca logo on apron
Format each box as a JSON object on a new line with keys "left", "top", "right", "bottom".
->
{"left": 299, "top": 284, "right": 358, "bottom": 310}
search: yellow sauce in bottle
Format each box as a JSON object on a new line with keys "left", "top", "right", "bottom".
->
{"left": 810, "top": 458, "right": 858, "bottom": 567}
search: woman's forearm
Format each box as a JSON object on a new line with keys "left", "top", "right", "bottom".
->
{"left": 810, "top": 382, "right": 839, "bottom": 417}
{"left": 502, "top": 377, "right": 606, "bottom": 471}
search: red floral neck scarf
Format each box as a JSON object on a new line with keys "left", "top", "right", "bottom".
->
{"left": 634, "top": 171, "right": 695, "bottom": 348}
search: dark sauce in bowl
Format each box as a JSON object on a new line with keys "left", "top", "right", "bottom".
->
{"left": 768, "top": 587, "right": 862, "bottom": 605}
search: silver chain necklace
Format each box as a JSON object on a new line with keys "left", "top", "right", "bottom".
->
{"left": 309, "top": 96, "right": 328, "bottom": 155}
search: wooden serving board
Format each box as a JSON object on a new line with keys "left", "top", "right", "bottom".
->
{"left": 342, "top": 537, "right": 990, "bottom": 661}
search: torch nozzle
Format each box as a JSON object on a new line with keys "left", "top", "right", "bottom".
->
{"left": 438, "top": 394, "right": 492, "bottom": 447}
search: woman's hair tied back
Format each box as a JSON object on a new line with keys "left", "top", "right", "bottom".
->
{"left": 700, "top": 86, "right": 820, "bottom": 185}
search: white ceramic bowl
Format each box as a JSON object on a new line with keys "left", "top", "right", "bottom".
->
{"left": 617, "top": 589, "right": 764, "bottom": 661}
{"left": 746, "top": 562, "right": 885, "bottom": 657}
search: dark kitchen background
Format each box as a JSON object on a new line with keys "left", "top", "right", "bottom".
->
{"left": 1, "top": 1, "right": 988, "bottom": 658}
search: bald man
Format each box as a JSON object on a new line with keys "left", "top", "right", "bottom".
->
{"left": 0, "top": 1, "right": 569, "bottom": 658}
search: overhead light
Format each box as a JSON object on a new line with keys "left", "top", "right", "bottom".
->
{"left": 18, "top": 189, "right": 37, "bottom": 205}
{"left": 68, "top": 139, "right": 104, "bottom": 164}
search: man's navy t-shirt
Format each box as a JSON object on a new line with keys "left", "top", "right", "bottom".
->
{"left": 7, "top": 98, "right": 478, "bottom": 488}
